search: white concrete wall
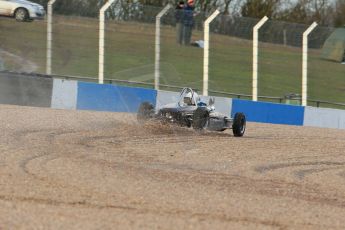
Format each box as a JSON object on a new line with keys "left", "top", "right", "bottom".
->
{"left": 200, "top": 96, "right": 232, "bottom": 117}
{"left": 51, "top": 79, "right": 78, "bottom": 110}
{"left": 304, "top": 106, "right": 345, "bottom": 129}
{"left": 156, "top": 90, "right": 180, "bottom": 110}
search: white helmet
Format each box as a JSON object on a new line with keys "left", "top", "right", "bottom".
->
{"left": 183, "top": 92, "right": 193, "bottom": 105}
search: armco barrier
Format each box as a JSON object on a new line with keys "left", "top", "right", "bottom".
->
{"left": 231, "top": 99, "right": 305, "bottom": 126}
{"left": 51, "top": 78, "right": 78, "bottom": 110}
{"left": 77, "top": 82, "right": 157, "bottom": 113}
{"left": 304, "top": 107, "right": 345, "bottom": 129}
{"left": 0, "top": 72, "right": 53, "bottom": 107}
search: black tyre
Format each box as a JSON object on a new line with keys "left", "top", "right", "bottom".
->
{"left": 192, "top": 107, "right": 209, "bottom": 130}
{"left": 137, "top": 102, "right": 154, "bottom": 122}
{"left": 232, "top": 112, "right": 246, "bottom": 137}
{"left": 15, "top": 8, "right": 29, "bottom": 22}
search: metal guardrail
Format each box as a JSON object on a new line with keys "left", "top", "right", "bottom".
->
{"left": 308, "top": 99, "right": 345, "bottom": 108}
{"left": 1, "top": 70, "right": 345, "bottom": 110}
{"left": 210, "top": 89, "right": 345, "bottom": 109}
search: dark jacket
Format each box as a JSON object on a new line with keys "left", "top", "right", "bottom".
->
{"left": 183, "top": 5, "right": 195, "bottom": 27}
{"left": 175, "top": 7, "right": 184, "bottom": 23}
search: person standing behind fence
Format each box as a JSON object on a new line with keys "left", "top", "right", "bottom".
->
{"left": 175, "top": 1, "right": 185, "bottom": 45}
{"left": 182, "top": 0, "right": 195, "bottom": 46}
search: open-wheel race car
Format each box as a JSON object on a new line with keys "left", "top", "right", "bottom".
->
{"left": 137, "top": 88, "right": 246, "bottom": 137}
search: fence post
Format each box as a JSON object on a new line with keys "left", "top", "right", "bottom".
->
{"left": 0, "top": 58, "right": 3, "bottom": 71}
{"left": 302, "top": 22, "right": 318, "bottom": 106}
{"left": 99, "top": 0, "right": 116, "bottom": 84}
{"left": 203, "top": 9, "right": 220, "bottom": 96}
{"left": 252, "top": 16, "right": 268, "bottom": 101}
{"left": 155, "top": 4, "right": 171, "bottom": 90}
{"left": 46, "top": 0, "right": 56, "bottom": 75}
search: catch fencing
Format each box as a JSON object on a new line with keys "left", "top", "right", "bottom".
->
{"left": 0, "top": 4, "right": 343, "bottom": 108}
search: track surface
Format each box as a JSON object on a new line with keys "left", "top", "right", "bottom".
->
{"left": 1, "top": 105, "right": 345, "bottom": 229}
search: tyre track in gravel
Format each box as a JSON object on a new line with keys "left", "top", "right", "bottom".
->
{"left": 1, "top": 127, "right": 290, "bottom": 230}
{"left": 8, "top": 128, "right": 117, "bottom": 197}
{"left": 2, "top": 105, "right": 345, "bottom": 229}
{"left": 255, "top": 161, "right": 345, "bottom": 180}
{"left": 0, "top": 194, "right": 289, "bottom": 229}
{"left": 12, "top": 129, "right": 345, "bottom": 209}
{"left": 78, "top": 134, "right": 210, "bottom": 147}
{"left": 80, "top": 157, "right": 345, "bottom": 210}
{"left": 0, "top": 193, "right": 332, "bottom": 229}
{"left": 0, "top": 122, "right": 288, "bottom": 228}
{"left": 13, "top": 129, "right": 97, "bottom": 196}
{"left": 2, "top": 153, "right": 340, "bottom": 229}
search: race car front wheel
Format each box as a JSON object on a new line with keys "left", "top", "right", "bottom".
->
{"left": 232, "top": 112, "right": 246, "bottom": 137}
{"left": 192, "top": 107, "right": 209, "bottom": 130}
{"left": 137, "top": 102, "right": 154, "bottom": 122}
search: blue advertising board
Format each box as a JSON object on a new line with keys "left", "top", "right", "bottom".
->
{"left": 77, "top": 82, "right": 157, "bottom": 113}
{"left": 231, "top": 99, "right": 305, "bottom": 126}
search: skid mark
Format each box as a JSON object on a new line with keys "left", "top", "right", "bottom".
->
{"left": 255, "top": 161, "right": 345, "bottom": 174}
{"left": 2, "top": 107, "right": 345, "bottom": 229}
{"left": 295, "top": 167, "right": 345, "bottom": 180}
{"left": 81, "top": 158, "right": 345, "bottom": 210}
{"left": 0, "top": 194, "right": 290, "bottom": 228}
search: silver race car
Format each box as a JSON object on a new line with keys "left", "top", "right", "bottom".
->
{"left": 137, "top": 87, "right": 246, "bottom": 137}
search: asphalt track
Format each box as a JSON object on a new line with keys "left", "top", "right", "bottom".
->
{"left": 1, "top": 104, "right": 345, "bottom": 229}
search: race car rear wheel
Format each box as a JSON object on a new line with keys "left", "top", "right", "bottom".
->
{"left": 192, "top": 107, "right": 209, "bottom": 130}
{"left": 137, "top": 102, "right": 154, "bottom": 122}
{"left": 232, "top": 112, "right": 246, "bottom": 137}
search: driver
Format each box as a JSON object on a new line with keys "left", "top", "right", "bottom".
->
{"left": 183, "top": 92, "right": 194, "bottom": 105}
{"left": 183, "top": 91, "right": 204, "bottom": 106}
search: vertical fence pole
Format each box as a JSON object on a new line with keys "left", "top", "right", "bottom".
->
{"left": 302, "top": 22, "right": 318, "bottom": 106}
{"left": 252, "top": 16, "right": 268, "bottom": 101}
{"left": 99, "top": 0, "right": 116, "bottom": 84}
{"left": 203, "top": 9, "right": 220, "bottom": 96}
{"left": 0, "top": 57, "right": 4, "bottom": 71}
{"left": 155, "top": 4, "right": 171, "bottom": 90}
{"left": 46, "top": 0, "right": 56, "bottom": 75}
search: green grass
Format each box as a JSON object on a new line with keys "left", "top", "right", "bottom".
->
{"left": 0, "top": 15, "right": 344, "bottom": 108}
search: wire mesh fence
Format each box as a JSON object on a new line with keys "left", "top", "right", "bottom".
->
{"left": 0, "top": 4, "right": 344, "bottom": 108}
